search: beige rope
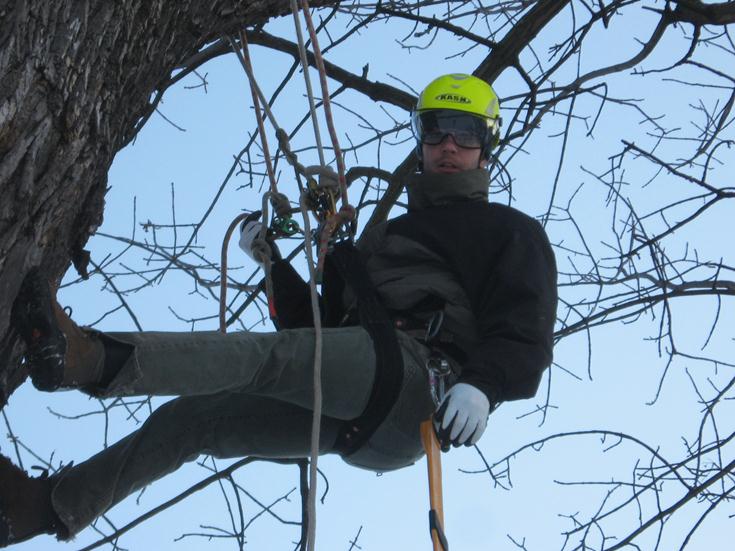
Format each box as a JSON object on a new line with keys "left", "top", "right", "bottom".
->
{"left": 219, "top": 214, "right": 252, "bottom": 333}
{"left": 290, "top": 0, "right": 326, "bottom": 167}
{"left": 298, "top": 0, "right": 349, "bottom": 209}
{"left": 227, "top": 16, "right": 358, "bottom": 549}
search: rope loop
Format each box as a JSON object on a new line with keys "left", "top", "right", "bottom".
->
{"left": 269, "top": 192, "right": 293, "bottom": 218}
{"left": 304, "top": 164, "right": 339, "bottom": 186}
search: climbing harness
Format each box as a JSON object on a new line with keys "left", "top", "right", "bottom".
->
{"left": 329, "top": 241, "right": 405, "bottom": 455}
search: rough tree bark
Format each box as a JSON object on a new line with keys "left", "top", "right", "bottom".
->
{"left": 0, "top": 0, "right": 334, "bottom": 407}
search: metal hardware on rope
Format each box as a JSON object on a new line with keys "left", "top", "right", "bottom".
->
{"left": 269, "top": 191, "right": 301, "bottom": 238}
{"left": 298, "top": 0, "right": 349, "bottom": 210}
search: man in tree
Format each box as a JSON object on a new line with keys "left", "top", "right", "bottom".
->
{"left": 0, "top": 74, "right": 557, "bottom": 546}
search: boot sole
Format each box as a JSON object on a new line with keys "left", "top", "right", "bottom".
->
{"left": 11, "top": 268, "right": 67, "bottom": 391}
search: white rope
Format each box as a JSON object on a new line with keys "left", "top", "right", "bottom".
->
{"left": 254, "top": 192, "right": 276, "bottom": 309}
{"left": 228, "top": 21, "right": 353, "bottom": 550}
{"left": 298, "top": 0, "right": 349, "bottom": 208}
{"left": 219, "top": 213, "right": 251, "bottom": 333}
{"left": 230, "top": 33, "right": 285, "bottom": 138}
{"left": 288, "top": 4, "right": 340, "bottom": 548}
{"left": 290, "top": 0, "right": 326, "bottom": 167}
{"left": 227, "top": 34, "right": 280, "bottom": 194}
{"left": 298, "top": 190, "right": 324, "bottom": 551}
{"left": 229, "top": 29, "right": 324, "bottom": 550}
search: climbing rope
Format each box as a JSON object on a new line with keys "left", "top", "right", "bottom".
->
{"left": 298, "top": 0, "right": 348, "bottom": 207}
{"left": 288, "top": 3, "right": 357, "bottom": 548}
{"left": 237, "top": 32, "right": 278, "bottom": 195}
{"left": 221, "top": 9, "right": 356, "bottom": 550}
{"left": 298, "top": 189, "right": 324, "bottom": 551}
{"left": 219, "top": 213, "right": 251, "bottom": 334}
{"left": 290, "top": 0, "right": 326, "bottom": 167}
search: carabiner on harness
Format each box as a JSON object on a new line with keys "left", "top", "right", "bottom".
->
{"left": 424, "top": 311, "right": 452, "bottom": 407}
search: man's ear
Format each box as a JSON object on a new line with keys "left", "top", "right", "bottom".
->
{"left": 479, "top": 158, "right": 488, "bottom": 169}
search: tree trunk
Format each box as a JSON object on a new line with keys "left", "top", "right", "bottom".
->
{"left": 0, "top": 0, "right": 333, "bottom": 406}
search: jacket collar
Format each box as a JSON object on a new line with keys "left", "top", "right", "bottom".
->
{"left": 406, "top": 169, "right": 489, "bottom": 211}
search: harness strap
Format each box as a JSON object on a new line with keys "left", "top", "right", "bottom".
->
{"left": 329, "top": 241, "right": 405, "bottom": 455}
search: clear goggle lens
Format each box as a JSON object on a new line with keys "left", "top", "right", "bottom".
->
{"left": 413, "top": 110, "right": 494, "bottom": 149}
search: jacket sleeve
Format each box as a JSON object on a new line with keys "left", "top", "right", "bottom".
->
{"left": 270, "top": 260, "right": 317, "bottom": 329}
{"left": 458, "top": 216, "right": 557, "bottom": 405}
{"left": 270, "top": 258, "right": 347, "bottom": 329}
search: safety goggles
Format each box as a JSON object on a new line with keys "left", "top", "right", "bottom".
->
{"left": 412, "top": 109, "right": 495, "bottom": 149}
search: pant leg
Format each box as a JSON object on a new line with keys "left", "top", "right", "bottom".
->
{"left": 51, "top": 393, "right": 343, "bottom": 537}
{"left": 343, "top": 332, "right": 437, "bottom": 472}
{"left": 92, "top": 326, "right": 376, "bottom": 421}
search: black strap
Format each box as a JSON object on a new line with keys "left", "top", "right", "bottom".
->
{"left": 329, "top": 240, "right": 405, "bottom": 455}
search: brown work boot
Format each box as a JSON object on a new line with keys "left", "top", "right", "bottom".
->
{"left": 11, "top": 268, "right": 104, "bottom": 391}
{"left": 0, "top": 454, "right": 64, "bottom": 546}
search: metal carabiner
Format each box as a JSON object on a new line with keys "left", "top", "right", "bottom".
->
{"left": 425, "top": 310, "right": 445, "bottom": 344}
{"left": 271, "top": 214, "right": 300, "bottom": 237}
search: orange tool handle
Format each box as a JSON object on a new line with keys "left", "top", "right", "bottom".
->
{"left": 421, "top": 419, "right": 448, "bottom": 551}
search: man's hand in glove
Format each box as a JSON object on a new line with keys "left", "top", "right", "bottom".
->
{"left": 239, "top": 211, "right": 280, "bottom": 266}
{"left": 434, "top": 382, "right": 490, "bottom": 451}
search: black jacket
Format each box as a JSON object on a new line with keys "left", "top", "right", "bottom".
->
{"left": 270, "top": 169, "right": 557, "bottom": 406}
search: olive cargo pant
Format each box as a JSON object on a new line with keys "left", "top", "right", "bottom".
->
{"left": 50, "top": 326, "right": 435, "bottom": 536}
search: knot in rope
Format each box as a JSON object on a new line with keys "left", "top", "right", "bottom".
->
{"left": 251, "top": 237, "right": 273, "bottom": 267}
{"left": 337, "top": 203, "right": 356, "bottom": 222}
{"left": 275, "top": 128, "right": 302, "bottom": 173}
{"left": 269, "top": 192, "right": 293, "bottom": 218}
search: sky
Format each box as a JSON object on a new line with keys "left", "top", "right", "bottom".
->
{"left": 4, "top": 3, "right": 733, "bottom": 550}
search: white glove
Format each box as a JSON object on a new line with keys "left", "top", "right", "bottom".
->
{"left": 239, "top": 213, "right": 276, "bottom": 267}
{"left": 239, "top": 218, "right": 263, "bottom": 264}
{"left": 434, "top": 382, "right": 490, "bottom": 449}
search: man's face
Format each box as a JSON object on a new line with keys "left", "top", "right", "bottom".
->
{"left": 422, "top": 134, "right": 486, "bottom": 174}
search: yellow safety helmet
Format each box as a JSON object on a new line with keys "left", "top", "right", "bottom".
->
{"left": 412, "top": 73, "right": 502, "bottom": 159}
